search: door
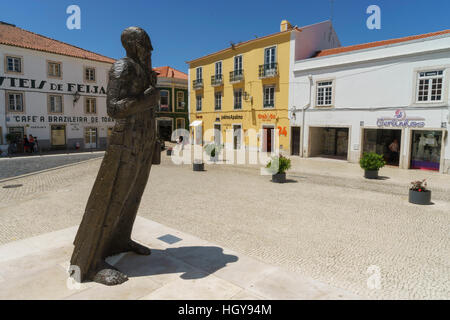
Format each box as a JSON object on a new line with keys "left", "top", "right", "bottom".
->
{"left": 264, "top": 46, "right": 276, "bottom": 67}
{"left": 233, "top": 125, "right": 242, "bottom": 149}
{"left": 8, "top": 127, "right": 25, "bottom": 153}
{"left": 214, "top": 124, "right": 221, "bottom": 146}
{"left": 291, "top": 127, "right": 300, "bottom": 155}
{"left": 51, "top": 125, "right": 66, "bottom": 148}
{"left": 234, "top": 56, "right": 242, "bottom": 74}
{"left": 262, "top": 126, "right": 273, "bottom": 152}
{"left": 84, "top": 127, "right": 97, "bottom": 149}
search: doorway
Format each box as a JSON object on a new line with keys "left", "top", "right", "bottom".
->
{"left": 8, "top": 127, "right": 25, "bottom": 153}
{"left": 363, "top": 129, "right": 401, "bottom": 166}
{"left": 262, "top": 125, "right": 274, "bottom": 153}
{"left": 214, "top": 124, "right": 221, "bottom": 146}
{"left": 233, "top": 124, "right": 242, "bottom": 149}
{"left": 84, "top": 127, "right": 98, "bottom": 149}
{"left": 51, "top": 125, "right": 66, "bottom": 149}
{"left": 309, "top": 127, "right": 349, "bottom": 160}
{"left": 291, "top": 126, "right": 300, "bottom": 156}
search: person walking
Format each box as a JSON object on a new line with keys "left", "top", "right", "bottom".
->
{"left": 28, "top": 135, "right": 35, "bottom": 153}
{"left": 33, "top": 136, "right": 39, "bottom": 153}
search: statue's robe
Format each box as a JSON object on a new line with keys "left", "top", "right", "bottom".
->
{"left": 70, "top": 57, "right": 159, "bottom": 282}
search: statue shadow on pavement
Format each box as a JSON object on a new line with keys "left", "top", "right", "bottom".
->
{"left": 110, "top": 246, "right": 239, "bottom": 280}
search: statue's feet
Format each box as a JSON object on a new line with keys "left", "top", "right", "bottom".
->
{"left": 93, "top": 261, "right": 128, "bottom": 286}
{"left": 127, "top": 240, "right": 151, "bottom": 255}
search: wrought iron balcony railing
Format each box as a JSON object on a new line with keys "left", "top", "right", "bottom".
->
{"left": 229, "top": 70, "right": 244, "bottom": 83}
{"left": 193, "top": 79, "right": 203, "bottom": 89}
{"left": 258, "top": 63, "right": 278, "bottom": 78}
{"left": 211, "top": 74, "right": 223, "bottom": 86}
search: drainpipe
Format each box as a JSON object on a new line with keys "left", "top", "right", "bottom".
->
{"left": 300, "top": 74, "right": 313, "bottom": 157}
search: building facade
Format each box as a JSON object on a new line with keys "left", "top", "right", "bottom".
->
{"left": 0, "top": 22, "right": 115, "bottom": 154}
{"left": 290, "top": 29, "right": 450, "bottom": 174}
{"left": 187, "top": 20, "right": 340, "bottom": 153}
{"left": 154, "top": 66, "right": 189, "bottom": 141}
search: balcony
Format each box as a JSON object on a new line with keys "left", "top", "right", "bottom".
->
{"left": 258, "top": 63, "right": 278, "bottom": 79}
{"left": 193, "top": 79, "right": 203, "bottom": 90}
{"left": 211, "top": 74, "right": 223, "bottom": 87}
{"left": 229, "top": 70, "right": 244, "bottom": 83}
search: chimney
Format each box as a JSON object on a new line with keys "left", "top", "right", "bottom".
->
{"left": 280, "top": 20, "right": 292, "bottom": 32}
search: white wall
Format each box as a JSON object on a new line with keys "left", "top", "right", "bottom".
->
{"left": 0, "top": 44, "right": 113, "bottom": 150}
{"left": 291, "top": 35, "right": 450, "bottom": 173}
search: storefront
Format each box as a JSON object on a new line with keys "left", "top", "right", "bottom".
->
{"left": 0, "top": 23, "right": 115, "bottom": 154}
{"left": 363, "top": 129, "right": 402, "bottom": 166}
{"left": 410, "top": 130, "right": 443, "bottom": 171}
{"left": 309, "top": 127, "right": 349, "bottom": 160}
{"left": 156, "top": 118, "right": 173, "bottom": 141}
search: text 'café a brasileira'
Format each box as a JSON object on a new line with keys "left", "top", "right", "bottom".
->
{"left": 0, "top": 21, "right": 115, "bottom": 153}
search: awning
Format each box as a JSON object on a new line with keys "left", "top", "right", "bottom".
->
{"left": 189, "top": 120, "right": 202, "bottom": 127}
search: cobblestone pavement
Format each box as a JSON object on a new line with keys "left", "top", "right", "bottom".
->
{"left": 0, "top": 154, "right": 449, "bottom": 299}
{"left": 0, "top": 152, "right": 105, "bottom": 180}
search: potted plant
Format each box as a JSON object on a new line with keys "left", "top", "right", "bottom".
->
{"left": 359, "top": 152, "right": 386, "bottom": 179}
{"left": 409, "top": 179, "right": 431, "bottom": 205}
{"left": 166, "top": 147, "right": 173, "bottom": 156}
{"left": 204, "top": 143, "right": 222, "bottom": 162}
{"left": 266, "top": 155, "right": 291, "bottom": 183}
{"left": 193, "top": 159, "right": 204, "bottom": 172}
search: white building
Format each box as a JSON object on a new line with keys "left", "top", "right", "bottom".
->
{"left": 0, "top": 22, "right": 115, "bottom": 154}
{"left": 290, "top": 29, "right": 450, "bottom": 174}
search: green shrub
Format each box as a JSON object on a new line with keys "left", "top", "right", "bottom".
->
{"left": 359, "top": 152, "right": 386, "bottom": 171}
{"left": 266, "top": 155, "right": 291, "bottom": 174}
{"left": 204, "top": 143, "right": 222, "bottom": 157}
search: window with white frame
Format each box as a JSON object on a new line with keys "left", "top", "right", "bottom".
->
{"left": 234, "top": 89, "right": 242, "bottom": 110}
{"left": 85, "top": 97, "right": 97, "bottom": 114}
{"left": 48, "top": 61, "right": 61, "bottom": 78}
{"left": 263, "top": 86, "right": 275, "bottom": 108}
{"left": 196, "top": 95, "right": 202, "bottom": 111}
{"left": 7, "top": 92, "right": 23, "bottom": 112}
{"left": 159, "top": 90, "right": 169, "bottom": 111}
{"left": 316, "top": 81, "right": 333, "bottom": 106}
{"left": 215, "top": 92, "right": 222, "bottom": 110}
{"left": 6, "top": 56, "right": 21, "bottom": 73}
{"left": 84, "top": 67, "right": 96, "bottom": 81}
{"left": 417, "top": 70, "right": 444, "bottom": 102}
{"left": 49, "top": 95, "right": 63, "bottom": 113}
{"left": 177, "top": 91, "right": 185, "bottom": 109}
{"left": 196, "top": 67, "right": 202, "bottom": 80}
{"left": 215, "top": 61, "right": 222, "bottom": 77}
{"left": 234, "top": 55, "right": 243, "bottom": 73}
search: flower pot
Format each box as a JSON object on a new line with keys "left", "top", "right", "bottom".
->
{"left": 364, "top": 170, "right": 379, "bottom": 179}
{"left": 166, "top": 149, "right": 172, "bottom": 156}
{"left": 193, "top": 163, "right": 204, "bottom": 171}
{"left": 272, "top": 172, "right": 286, "bottom": 183}
{"left": 409, "top": 190, "right": 431, "bottom": 205}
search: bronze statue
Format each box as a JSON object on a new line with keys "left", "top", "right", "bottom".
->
{"left": 70, "top": 27, "right": 160, "bottom": 286}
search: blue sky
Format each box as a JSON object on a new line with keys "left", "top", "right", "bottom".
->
{"left": 2, "top": 0, "right": 450, "bottom": 73}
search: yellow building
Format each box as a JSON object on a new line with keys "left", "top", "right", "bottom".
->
{"left": 187, "top": 20, "right": 340, "bottom": 154}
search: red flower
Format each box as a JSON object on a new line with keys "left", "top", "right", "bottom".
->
{"left": 418, "top": 189, "right": 422, "bottom": 192}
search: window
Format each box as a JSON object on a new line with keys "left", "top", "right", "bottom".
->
{"left": 196, "top": 95, "right": 202, "bottom": 111}
{"left": 176, "top": 118, "right": 185, "bottom": 130}
{"left": 48, "top": 61, "right": 61, "bottom": 78}
{"left": 417, "top": 70, "right": 443, "bottom": 102}
{"left": 7, "top": 92, "right": 24, "bottom": 112}
{"left": 234, "top": 55, "right": 243, "bottom": 73}
{"left": 234, "top": 89, "right": 242, "bottom": 110}
{"left": 177, "top": 91, "right": 185, "bottom": 109}
{"left": 49, "top": 95, "right": 63, "bottom": 113}
{"left": 215, "top": 61, "right": 222, "bottom": 76}
{"left": 316, "top": 81, "right": 333, "bottom": 106}
{"left": 264, "top": 47, "right": 276, "bottom": 67}
{"left": 215, "top": 92, "right": 222, "bottom": 110}
{"left": 6, "top": 56, "right": 21, "bottom": 73}
{"left": 263, "top": 86, "right": 275, "bottom": 108}
{"left": 159, "top": 90, "right": 169, "bottom": 111}
{"left": 84, "top": 67, "right": 96, "bottom": 82}
{"left": 196, "top": 67, "right": 202, "bottom": 80}
{"left": 85, "top": 97, "right": 97, "bottom": 114}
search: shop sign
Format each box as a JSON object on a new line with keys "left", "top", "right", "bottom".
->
{"left": 0, "top": 76, "right": 107, "bottom": 95}
{"left": 6, "top": 115, "right": 115, "bottom": 124}
{"left": 258, "top": 114, "right": 276, "bottom": 121}
{"left": 377, "top": 110, "right": 425, "bottom": 128}
{"left": 221, "top": 115, "right": 243, "bottom": 120}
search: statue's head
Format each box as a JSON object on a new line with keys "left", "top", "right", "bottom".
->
{"left": 121, "top": 27, "right": 153, "bottom": 66}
